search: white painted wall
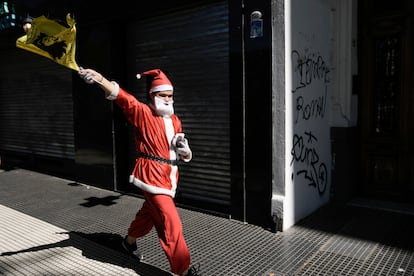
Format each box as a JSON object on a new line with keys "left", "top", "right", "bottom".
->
{"left": 283, "top": 0, "right": 333, "bottom": 230}
{"left": 330, "top": 0, "right": 358, "bottom": 127}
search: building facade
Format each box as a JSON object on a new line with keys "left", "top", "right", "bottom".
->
{"left": 1, "top": 0, "right": 413, "bottom": 231}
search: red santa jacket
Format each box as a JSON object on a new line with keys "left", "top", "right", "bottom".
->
{"left": 114, "top": 88, "right": 184, "bottom": 197}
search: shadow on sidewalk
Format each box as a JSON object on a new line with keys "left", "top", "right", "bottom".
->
{"left": 297, "top": 203, "right": 414, "bottom": 251}
{"left": 1, "top": 232, "right": 170, "bottom": 276}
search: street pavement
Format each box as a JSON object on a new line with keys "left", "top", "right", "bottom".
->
{"left": 0, "top": 168, "right": 413, "bottom": 275}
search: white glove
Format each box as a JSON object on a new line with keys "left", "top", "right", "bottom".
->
{"left": 79, "top": 67, "right": 101, "bottom": 84}
{"left": 172, "top": 133, "right": 192, "bottom": 160}
{"left": 176, "top": 138, "right": 191, "bottom": 156}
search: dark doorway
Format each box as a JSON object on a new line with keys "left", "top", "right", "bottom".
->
{"left": 358, "top": 0, "right": 414, "bottom": 203}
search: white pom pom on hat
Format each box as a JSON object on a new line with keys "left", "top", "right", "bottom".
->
{"left": 136, "top": 69, "right": 173, "bottom": 93}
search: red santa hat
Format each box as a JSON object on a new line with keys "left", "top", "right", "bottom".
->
{"left": 136, "top": 69, "right": 173, "bottom": 93}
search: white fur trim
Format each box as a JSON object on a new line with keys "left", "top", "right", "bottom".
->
{"left": 149, "top": 84, "right": 173, "bottom": 93}
{"left": 129, "top": 175, "right": 176, "bottom": 198}
{"left": 164, "top": 117, "right": 178, "bottom": 192}
{"left": 106, "top": 81, "right": 119, "bottom": 100}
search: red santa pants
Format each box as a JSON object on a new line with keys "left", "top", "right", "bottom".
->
{"left": 127, "top": 192, "right": 191, "bottom": 274}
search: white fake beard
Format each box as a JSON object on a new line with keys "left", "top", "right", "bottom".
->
{"left": 153, "top": 96, "right": 174, "bottom": 117}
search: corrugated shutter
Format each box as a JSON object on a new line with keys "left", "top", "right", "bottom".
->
{"left": 125, "top": 1, "right": 230, "bottom": 213}
{"left": 0, "top": 47, "right": 74, "bottom": 160}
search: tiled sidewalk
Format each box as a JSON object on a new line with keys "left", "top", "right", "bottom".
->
{"left": 1, "top": 168, "right": 414, "bottom": 275}
{"left": 0, "top": 204, "right": 156, "bottom": 275}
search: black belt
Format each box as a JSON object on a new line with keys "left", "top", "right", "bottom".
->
{"left": 137, "top": 153, "right": 179, "bottom": 166}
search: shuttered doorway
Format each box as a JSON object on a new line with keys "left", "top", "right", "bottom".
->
{"left": 0, "top": 41, "right": 75, "bottom": 176}
{"left": 123, "top": 1, "right": 231, "bottom": 215}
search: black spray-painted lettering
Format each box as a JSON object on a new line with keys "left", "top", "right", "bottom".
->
{"left": 290, "top": 131, "right": 327, "bottom": 195}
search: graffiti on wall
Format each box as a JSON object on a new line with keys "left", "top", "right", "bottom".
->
{"left": 290, "top": 48, "right": 330, "bottom": 196}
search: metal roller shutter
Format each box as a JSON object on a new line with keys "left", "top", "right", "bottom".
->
{"left": 0, "top": 46, "right": 75, "bottom": 162}
{"left": 126, "top": 1, "right": 230, "bottom": 214}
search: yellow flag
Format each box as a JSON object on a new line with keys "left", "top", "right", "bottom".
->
{"left": 16, "top": 13, "right": 80, "bottom": 71}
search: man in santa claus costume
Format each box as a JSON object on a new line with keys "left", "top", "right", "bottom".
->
{"left": 79, "top": 67, "right": 200, "bottom": 276}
